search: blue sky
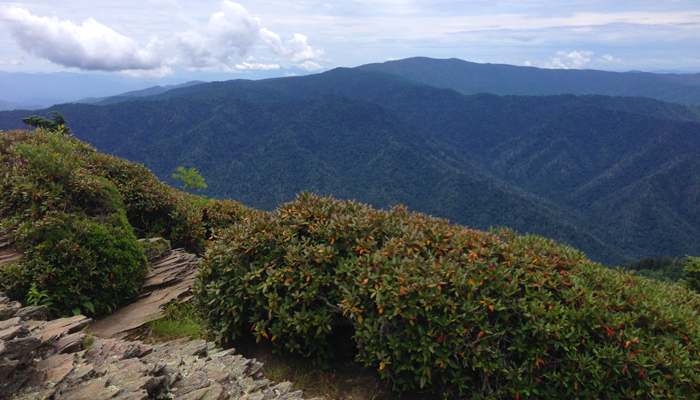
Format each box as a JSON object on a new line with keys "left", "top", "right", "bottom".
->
{"left": 1, "top": 0, "right": 699, "bottom": 82}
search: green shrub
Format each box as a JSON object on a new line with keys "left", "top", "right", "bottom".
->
{"left": 202, "top": 198, "right": 257, "bottom": 239}
{"left": 0, "top": 129, "right": 147, "bottom": 316}
{"left": 87, "top": 152, "right": 207, "bottom": 253}
{"left": 4, "top": 211, "right": 146, "bottom": 316}
{"left": 196, "top": 192, "right": 700, "bottom": 398}
{"left": 680, "top": 256, "right": 700, "bottom": 293}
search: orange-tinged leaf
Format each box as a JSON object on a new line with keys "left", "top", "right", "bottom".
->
{"left": 362, "top": 279, "right": 369, "bottom": 285}
{"left": 358, "top": 316, "right": 363, "bottom": 324}
{"left": 437, "top": 334, "right": 448, "bottom": 343}
{"left": 488, "top": 305, "right": 494, "bottom": 312}
{"left": 380, "top": 364, "right": 385, "bottom": 370}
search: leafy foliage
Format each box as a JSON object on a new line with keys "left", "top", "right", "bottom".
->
{"left": 172, "top": 166, "right": 207, "bottom": 192}
{"left": 22, "top": 111, "right": 72, "bottom": 135}
{"left": 680, "top": 256, "right": 700, "bottom": 293}
{"left": 196, "top": 192, "right": 700, "bottom": 398}
{"left": 619, "top": 257, "right": 686, "bottom": 282}
{"left": 0, "top": 129, "right": 146, "bottom": 316}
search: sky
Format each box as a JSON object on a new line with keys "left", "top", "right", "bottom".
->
{"left": 1, "top": 0, "right": 699, "bottom": 83}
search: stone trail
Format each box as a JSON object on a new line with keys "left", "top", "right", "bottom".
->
{"left": 89, "top": 239, "right": 200, "bottom": 340}
{"left": 0, "top": 290, "right": 321, "bottom": 400}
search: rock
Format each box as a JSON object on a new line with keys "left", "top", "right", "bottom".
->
{"left": 0, "top": 357, "right": 20, "bottom": 381}
{"left": 0, "top": 323, "right": 29, "bottom": 341}
{"left": 0, "top": 335, "right": 42, "bottom": 360}
{"left": 15, "top": 305, "right": 49, "bottom": 321}
{"left": 40, "top": 315, "right": 91, "bottom": 344}
{"left": 0, "top": 301, "right": 21, "bottom": 320}
{"left": 176, "top": 384, "right": 227, "bottom": 400}
{"left": 0, "top": 317, "right": 20, "bottom": 330}
{"left": 54, "top": 331, "right": 86, "bottom": 354}
{"left": 0, "top": 281, "right": 321, "bottom": 400}
{"left": 89, "top": 248, "right": 200, "bottom": 340}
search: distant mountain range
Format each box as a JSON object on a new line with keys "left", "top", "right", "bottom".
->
{"left": 0, "top": 71, "right": 194, "bottom": 110}
{"left": 1, "top": 57, "right": 699, "bottom": 265}
{"left": 358, "top": 57, "right": 700, "bottom": 105}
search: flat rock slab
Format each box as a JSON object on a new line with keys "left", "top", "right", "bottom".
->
{"left": 89, "top": 276, "right": 195, "bottom": 339}
{"left": 90, "top": 248, "right": 200, "bottom": 339}
{"left": 141, "top": 249, "right": 200, "bottom": 292}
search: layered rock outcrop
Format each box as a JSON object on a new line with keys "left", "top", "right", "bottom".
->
{"left": 0, "top": 290, "right": 320, "bottom": 400}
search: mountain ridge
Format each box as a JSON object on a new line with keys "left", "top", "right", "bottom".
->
{"left": 1, "top": 63, "right": 698, "bottom": 265}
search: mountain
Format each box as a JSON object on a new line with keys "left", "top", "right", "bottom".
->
{"left": 0, "top": 71, "right": 191, "bottom": 105}
{"left": 1, "top": 66, "right": 699, "bottom": 265}
{"left": 76, "top": 81, "right": 205, "bottom": 105}
{"left": 0, "top": 98, "right": 57, "bottom": 111}
{"left": 357, "top": 57, "right": 700, "bottom": 105}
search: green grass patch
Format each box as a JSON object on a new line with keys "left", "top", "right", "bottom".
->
{"left": 146, "top": 301, "right": 205, "bottom": 341}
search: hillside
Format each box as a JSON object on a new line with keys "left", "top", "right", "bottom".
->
{"left": 358, "top": 57, "right": 700, "bottom": 105}
{"left": 1, "top": 67, "right": 699, "bottom": 265}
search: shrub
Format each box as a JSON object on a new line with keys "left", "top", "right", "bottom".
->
{"left": 0, "top": 129, "right": 147, "bottom": 316}
{"left": 202, "top": 198, "right": 257, "bottom": 239}
{"left": 196, "top": 192, "right": 700, "bottom": 398}
{"left": 680, "top": 256, "right": 700, "bottom": 293}
{"left": 4, "top": 211, "right": 146, "bottom": 316}
{"left": 87, "top": 152, "right": 207, "bottom": 253}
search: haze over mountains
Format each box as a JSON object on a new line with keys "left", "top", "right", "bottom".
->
{"left": 0, "top": 71, "right": 194, "bottom": 111}
{"left": 1, "top": 57, "right": 699, "bottom": 265}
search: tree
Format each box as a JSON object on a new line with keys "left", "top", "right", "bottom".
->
{"left": 680, "top": 256, "right": 700, "bottom": 293}
{"left": 172, "top": 166, "right": 207, "bottom": 192}
{"left": 21, "top": 111, "right": 72, "bottom": 135}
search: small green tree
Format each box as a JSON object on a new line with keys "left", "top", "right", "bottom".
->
{"left": 680, "top": 256, "right": 700, "bottom": 293}
{"left": 21, "top": 111, "right": 72, "bottom": 135}
{"left": 172, "top": 166, "right": 207, "bottom": 192}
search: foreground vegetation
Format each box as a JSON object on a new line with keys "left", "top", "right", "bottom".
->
{"left": 4, "top": 128, "right": 700, "bottom": 398}
{"left": 0, "top": 128, "right": 251, "bottom": 316}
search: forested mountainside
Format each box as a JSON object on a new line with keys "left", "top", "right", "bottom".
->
{"left": 358, "top": 57, "right": 700, "bottom": 105}
{"left": 6, "top": 128, "right": 700, "bottom": 398}
{"left": 1, "top": 67, "right": 699, "bottom": 265}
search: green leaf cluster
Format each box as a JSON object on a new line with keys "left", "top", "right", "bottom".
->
{"left": 196, "top": 192, "right": 700, "bottom": 398}
{"left": 0, "top": 128, "right": 253, "bottom": 316}
{"left": 22, "top": 111, "right": 72, "bottom": 135}
{"left": 172, "top": 166, "right": 207, "bottom": 192}
{"left": 0, "top": 128, "right": 146, "bottom": 316}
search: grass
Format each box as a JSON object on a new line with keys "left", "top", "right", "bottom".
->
{"left": 144, "top": 300, "right": 205, "bottom": 342}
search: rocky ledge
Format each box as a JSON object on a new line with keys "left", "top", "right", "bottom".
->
{"left": 0, "top": 291, "right": 320, "bottom": 400}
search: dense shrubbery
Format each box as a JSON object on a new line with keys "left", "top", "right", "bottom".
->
{"left": 0, "top": 129, "right": 252, "bottom": 317}
{"left": 620, "top": 257, "right": 686, "bottom": 282}
{"left": 87, "top": 152, "right": 207, "bottom": 253}
{"left": 197, "top": 192, "right": 700, "bottom": 398}
{"left": 0, "top": 129, "right": 147, "bottom": 316}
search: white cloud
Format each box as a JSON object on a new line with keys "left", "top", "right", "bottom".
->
{"left": 542, "top": 50, "right": 594, "bottom": 69}
{"left": 0, "top": 6, "right": 162, "bottom": 71}
{"left": 119, "top": 66, "right": 174, "bottom": 78}
{"left": 0, "top": 1, "right": 325, "bottom": 75}
{"left": 298, "top": 61, "right": 323, "bottom": 71}
{"left": 235, "top": 62, "right": 280, "bottom": 70}
{"left": 598, "top": 54, "right": 622, "bottom": 63}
